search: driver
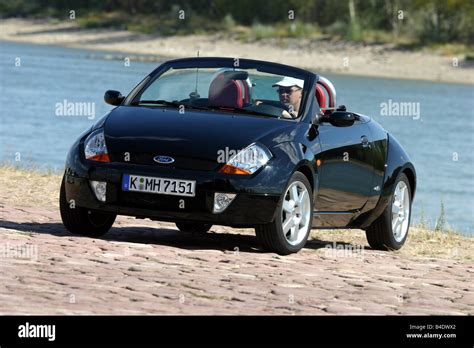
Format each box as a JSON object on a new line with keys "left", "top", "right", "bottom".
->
{"left": 272, "top": 76, "right": 304, "bottom": 119}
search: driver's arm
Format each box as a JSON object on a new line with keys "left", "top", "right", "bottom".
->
{"left": 281, "top": 109, "right": 297, "bottom": 119}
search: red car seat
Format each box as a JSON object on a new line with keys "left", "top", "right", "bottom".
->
{"left": 208, "top": 74, "right": 244, "bottom": 108}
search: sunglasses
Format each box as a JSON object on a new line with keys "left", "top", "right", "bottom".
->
{"left": 278, "top": 87, "right": 302, "bottom": 95}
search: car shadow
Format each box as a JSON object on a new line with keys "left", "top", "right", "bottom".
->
{"left": 0, "top": 220, "right": 363, "bottom": 254}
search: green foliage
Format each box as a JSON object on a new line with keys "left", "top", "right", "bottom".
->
{"left": 325, "top": 21, "right": 348, "bottom": 38}
{"left": 418, "top": 203, "right": 428, "bottom": 229}
{"left": 241, "top": 21, "right": 319, "bottom": 41}
{"left": 410, "top": 0, "right": 474, "bottom": 45}
{"left": 435, "top": 199, "right": 447, "bottom": 232}
{"left": 287, "top": 21, "right": 318, "bottom": 38}
{"left": 347, "top": 20, "right": 363, "bottom": 42}
{"left": 76, "top": 12, "right": 128, "bottom": 30}
{"left": 222, "top": 13, "right": 236, "bottom": 32}
{"left": 1, "top": 0, "right": 473, "bottom": 46}
{"left": 248, "top": 23, "right": 278, "bottom": 41}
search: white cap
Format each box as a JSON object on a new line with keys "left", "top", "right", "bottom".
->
{"left": 272, "top": 76, "right": 304, "bottom": 89}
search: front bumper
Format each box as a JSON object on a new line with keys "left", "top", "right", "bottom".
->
{"left": 64, "top": 161, "right": 282, "bottom": 227}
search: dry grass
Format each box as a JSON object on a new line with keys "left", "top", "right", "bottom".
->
{"left": 0, "top": 164, "right": 62, "bottom": 208}
{"left": 1, "top": 164, "right": 472, "bottom": 261}
{"left": 311, "top": 227, "right": 473, "bottom": 261}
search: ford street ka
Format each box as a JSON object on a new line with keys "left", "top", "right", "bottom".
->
{"left": 60, "top": 57, "right": 416, "bottom": 255}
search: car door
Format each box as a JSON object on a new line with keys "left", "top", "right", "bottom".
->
{"left": 315, "top": 117, "right": 374, "bottom": 213}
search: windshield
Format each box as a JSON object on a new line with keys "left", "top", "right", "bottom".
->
{"left": 132, "top": 67, "right": 306, "bottom": 119}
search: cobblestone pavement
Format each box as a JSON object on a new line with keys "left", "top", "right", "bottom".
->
{"left": 1, "top": 201, "right": 472, "bottom": 315}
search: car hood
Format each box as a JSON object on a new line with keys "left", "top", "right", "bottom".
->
{"left": 104, "top": 106, "right": 293, "bottom": 170}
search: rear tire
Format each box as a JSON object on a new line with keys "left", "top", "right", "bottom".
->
{"left": 60, "top": 175, "right": 116, "bottom": 237}
{"left": 175, "top": 222, "right": 212, "bottom": 234}
{"left": 365, "top": 173, "right": 411, "bottom": 250}
{"left": 255, "top": 171, "right": 313, "bottom": 255}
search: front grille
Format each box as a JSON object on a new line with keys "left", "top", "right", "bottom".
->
{"left": 109, "top": 152, "right": 219, "bottom": 171}
{"left": 118, "top": 190, "right": 209, "bottom": 213}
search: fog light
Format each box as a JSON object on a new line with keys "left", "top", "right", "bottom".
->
{"left": 213, "top": 192, "right": 236, "bottom": 213}
{"left": 90, "top": 180, "right": 107, "bottom": 202}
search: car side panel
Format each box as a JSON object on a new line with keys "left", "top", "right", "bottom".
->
{"left": 355, "top": 133, "right": 416, "bottom": 229}
{"left": 314, "top": 120, "right": 374, "bottom": 213}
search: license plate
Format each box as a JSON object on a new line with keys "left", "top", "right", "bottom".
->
{"left": 122, "top": 174, "right": 196, "bottom": 197}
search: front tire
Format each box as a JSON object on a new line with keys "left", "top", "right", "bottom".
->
{"left": 365, "top": 173, "right": 411, "bottom": 250}
{"left": 255, "top": 171, "right": 313, "bottom": 255}
{"left": 59, "top": 176, "right": 116, "bottom": 237}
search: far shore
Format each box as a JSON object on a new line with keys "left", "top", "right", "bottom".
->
{"left": 1, "top": 18, "right": 473, "bottom": 85}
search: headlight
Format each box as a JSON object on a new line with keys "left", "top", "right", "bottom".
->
{"left": 219, "top": 143, "right": 272, "bottom": 175}
{"left": 84, "top": 129, "right": 110, "bottom": 162}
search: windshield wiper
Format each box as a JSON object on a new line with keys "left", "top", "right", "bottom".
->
{"left": 134, "top": 99, "right": 180, "bottom": 106}
{"left": 132, "top": 100, "right": 208, "bottom": 111}
{"left": 205, "top": 105, "right": 281, "bottom": 118}
{"left": 133, "top": 100, "right": 283, "bottom": 118}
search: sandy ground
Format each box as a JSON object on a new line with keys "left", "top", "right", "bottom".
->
{"left": 0, "top": 166, "right": 472, "bottom": 315}
{"left": 1, "top": 18, "right": 473, "bottom": 84}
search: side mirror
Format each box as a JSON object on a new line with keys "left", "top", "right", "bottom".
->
{"left": 104, "top": 90, "right": 124, "bottom": 106}
{"left": 320, "top": 111, "right": 355, "bottom": 127}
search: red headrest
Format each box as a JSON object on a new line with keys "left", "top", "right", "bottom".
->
{"left": 208, "top": 74, "right": 243, "bottom": 108}
{"left": 315, "top": 84, "right": 327, "bottom": 110}
{"left": 235, "top": 80, "right": 250, "bottom": 104}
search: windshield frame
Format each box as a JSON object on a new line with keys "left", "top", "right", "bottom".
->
{"left": 125, "top": 57, "right": 317, "bottom": 121}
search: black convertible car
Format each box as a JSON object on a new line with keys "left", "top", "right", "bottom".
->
{"left": 60, "top": 57, "right": 416, "bottom": 255}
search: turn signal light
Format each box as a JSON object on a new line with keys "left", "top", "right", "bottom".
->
{"left": 88, "top": 153, "right": 110, "bottom": 162}
{"left": 218, "top": 164, "right": 251, "bottom": 175}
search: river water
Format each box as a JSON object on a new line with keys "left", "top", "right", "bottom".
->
{"left": 1, "top": 40, "right": 472, "bottom": 234}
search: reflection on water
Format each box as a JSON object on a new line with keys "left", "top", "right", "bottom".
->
{"left": 0, "top": 40, "right": 472, "bottom": 234}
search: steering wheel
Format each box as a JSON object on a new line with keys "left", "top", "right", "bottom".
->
{"left": 246, "top": 103, "right": 289, "bottom": 118}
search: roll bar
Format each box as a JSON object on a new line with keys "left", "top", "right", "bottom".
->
{"left": 317, "top": 76, "right": 337, "bottom": 109}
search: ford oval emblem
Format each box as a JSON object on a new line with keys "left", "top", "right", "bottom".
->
{"left": 153, "top": 155, "right": 175, "bottom": 164}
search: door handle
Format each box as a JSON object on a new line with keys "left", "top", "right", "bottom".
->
{"left": 361, "top": 135, "right": 371, "bottom": 148}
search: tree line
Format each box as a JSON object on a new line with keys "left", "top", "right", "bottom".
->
{"left": 1, "top": 0, "right": 472, "bottom": 45}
